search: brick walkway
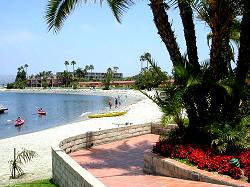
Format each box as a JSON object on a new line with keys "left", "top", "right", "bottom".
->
{"left": 70, "top": 134, "right": 229, "bottom": 187}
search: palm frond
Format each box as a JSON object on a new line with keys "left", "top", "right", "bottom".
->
{"left": 9, "top": 148, "right": 37, "bottom": 179}
{"left": 107, "top": 0, "right": 134, "bottom": 23}
{"left": 45, "top": 0, "right": 83, "bottom": 33}
{"left": 16, "top": 148, "right": 37, "bottom": 164}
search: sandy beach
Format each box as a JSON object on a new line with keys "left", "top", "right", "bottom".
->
{"left": 0, "top": 89, "right": 162, "bottom": 186}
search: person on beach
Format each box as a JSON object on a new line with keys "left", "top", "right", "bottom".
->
{"left": 108, "top": 99, "right": 112, "bottom": 109}
{"left": 118, "top": 95, "right": 121, "bottom": 106}
{"left": 115, "top": 97, "right": 118, "bottom": 108}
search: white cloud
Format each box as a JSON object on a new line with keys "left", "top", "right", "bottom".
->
{"left": 0, "top": 30, "right": 37, "bottom": 44}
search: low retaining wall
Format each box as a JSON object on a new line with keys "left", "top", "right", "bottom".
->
{"left": 59, "top": 123, "right": 152, "bottom": 154}
{"left": 52, "top": 122, "right": 171, "bottom": 187}
{"left": 52, "top": 146, "right": 105, "bottom": 187}
{"left": 144, "top": 150, "right": 248, "bottom": 187}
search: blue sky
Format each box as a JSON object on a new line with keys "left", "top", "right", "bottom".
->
{"left": 0, "top": 0, "right": 210, "bottom": 77}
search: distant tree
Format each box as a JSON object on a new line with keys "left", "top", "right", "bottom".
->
{"left": 64, "top": 61, "right": 69, "bottom": 71}
{"left": 135, "top": 66, "right": 163, "bottom": 91}
{"left": 75, "top": 67, "right": 86, "bottom": 80}
{"left": 24, "top": 64, "right": 28, "bottom": 77}
{"left": 15, "top": 66, "right": 26, "bottom": 82}
{"left": 71, "top": 60, "right": 76, "bottom": 72}
{"left": 102, "top": 68, "right": 113, "bottom": 90}
{"left": 62, "top": 70, "right": 72, "bottom": 87}
{"left": 84, "top": 65, "right": 90, "bottom": 72}
{"left": 89, "top": 64, "right": 94, "bottom": 72}
{"left": 140, "top": 52, "right": 151, "bottom": 71}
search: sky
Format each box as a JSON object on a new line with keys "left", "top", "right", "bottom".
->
{"left": 0, "top": 0, "right": 211, "bottom": 77}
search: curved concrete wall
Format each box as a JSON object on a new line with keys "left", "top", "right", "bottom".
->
{"left": 52, "top": 123, "right": 159, "bottom": 187}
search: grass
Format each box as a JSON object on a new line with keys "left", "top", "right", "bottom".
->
{"left": 88, "top": 111, "right": 127, "bottom": 118}
{"left": 6, "top": 179, "right": 58, "bottom": 187}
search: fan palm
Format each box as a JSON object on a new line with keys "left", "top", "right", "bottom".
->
{"left": 64, "top": 60, "right": 69, "bottom": 71}
{"left": 71, "top": 60, "right": 76, "bottom": 72}
{"left": 89, "top": 64, "right": 94, "bottom": 72}
{"left": 24, "top": 64, "right": 29, "bottom": 77}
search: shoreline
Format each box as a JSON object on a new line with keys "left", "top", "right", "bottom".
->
{"left": 0, "top": 88, "right": 162, "bottom": 186}
{"left": 0, "top": 88, "right": 144, "bottom": 140}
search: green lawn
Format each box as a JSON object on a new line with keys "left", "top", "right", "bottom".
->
{"left": 6, "top": 179, "right": 58, "bottom": 187}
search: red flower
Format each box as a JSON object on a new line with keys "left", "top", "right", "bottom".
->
{"left": 152, "top": 142, "right": 250, "bottom": 181}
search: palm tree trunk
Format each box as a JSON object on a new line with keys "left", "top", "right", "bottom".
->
{"left": 177, "top": 0, "right": 199, "bottom": 70}
{"left": 208, "top": 1, "right": 235, "bottom": 81}
{"left": 13, "top": 148, "right": 16, "bottom": 179}
{"left": 236, "top": 0, "right": 250, "bottom": 84}
{"left": 150, "top": 0, "right": 183, "bottom": 66}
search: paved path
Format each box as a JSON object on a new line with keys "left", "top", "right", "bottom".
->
{"left": 70, "top": 134, "right": 229, "bottom": 187}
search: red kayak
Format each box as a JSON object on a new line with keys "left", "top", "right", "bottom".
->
{"left": 38, "top": 110, "right": 46, "bottom": 115}
{"left": 15, "top": 119, "right": 24, "bottom": 126}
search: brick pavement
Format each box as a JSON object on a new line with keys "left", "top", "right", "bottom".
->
{"left": 70, "top": 134, "right": 229, "bottom": 187}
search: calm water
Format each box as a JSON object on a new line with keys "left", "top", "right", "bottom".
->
{"left": 0, "top": 92, "right": 109, "bottom": 139}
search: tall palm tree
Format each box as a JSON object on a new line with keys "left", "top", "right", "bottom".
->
{"left": 177, "top": 0, "right": 199, "bottom": 71}
{"left": 140, "top": 52, "right": 151, "bottom": 70}
{"left": 24, "top": 64, "right": 28, "bottom": 77}
{"left": 192, "top": 0, "right": 241, "bottom": 80}
{"left": 64, "top": 61, "right": 69, "bottom": 71}
{"left": 206, "top": 18, "right": 241, "bottom": 73}
{"left": 71, "top": 60, "right": 76, "bottom": 72}
{"left": 89, "top": 64, "right": 94, "bottom": 72}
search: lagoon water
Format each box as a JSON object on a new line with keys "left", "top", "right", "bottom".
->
{"left": 0, "top": 92, "right": 109, "bottom": 139}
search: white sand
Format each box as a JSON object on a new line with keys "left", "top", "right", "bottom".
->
{"left": 0, "top": 89, "right": 162, "bottom": 186}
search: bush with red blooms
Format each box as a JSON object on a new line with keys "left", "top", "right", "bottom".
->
{"left": 152, "top": 141, "right": 250, "bottom": 181}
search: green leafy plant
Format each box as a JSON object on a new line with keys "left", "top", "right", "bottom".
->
{"left": 9, "top": 148, "right": 37, "bottom": 179}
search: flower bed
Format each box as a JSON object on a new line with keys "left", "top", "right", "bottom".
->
{"left": 153, "top": 141, "right": 250, "bottom": 182}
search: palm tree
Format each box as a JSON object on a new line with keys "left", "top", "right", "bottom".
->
{"left": 103, "top": 67, "right": 113, "bottom": 90}
{"left": 75, "top": 67, "right": 85, "bottom": 79}
{"left": 84, "top": 65, "right": 90, "bottom": 72}
{"left": 64, "top": 61, "right": 69, "bottom": 71}
{"left": 140, "top": 52, "right": 151, "bottom": 71}
{"left": 24, "top": 64, "right": 28, "bottom": 77}
{"left": 71, "top": 60, "right": 76, "bottom": 72}
{"left": 206, "top": 18, "right": 241, "bottom": 73}
{"left": 89, "top": 64, "right": 94, "bottom": 72}
{"left": 9, "top": 148, "right": 37, "bottom": 179}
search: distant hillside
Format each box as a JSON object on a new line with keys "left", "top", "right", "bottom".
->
{"left": 0, "top": 75, "right": 15, "bottom": 86}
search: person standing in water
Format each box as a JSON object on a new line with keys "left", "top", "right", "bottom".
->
{"left": 115, "top": 97, "right": 118, "bottom": 108}
{"left": 108, "top": 99, "right": 112, "bottom": 109}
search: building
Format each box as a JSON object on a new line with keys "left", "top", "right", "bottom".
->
{"left": 78, "top": 80, "right": 135, "bottom": 88}
{"left": 84, "top": 72, "right": 123, "bottom": 80}
{"left": 26, "top": 76, "right": 63, "bottom": 87}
